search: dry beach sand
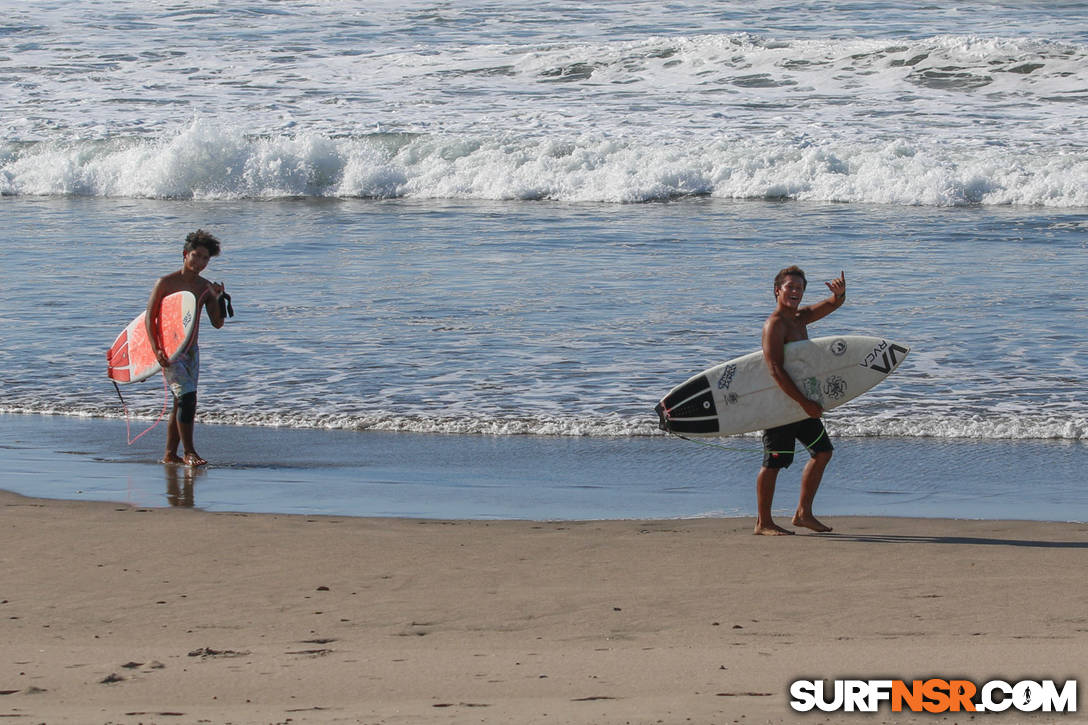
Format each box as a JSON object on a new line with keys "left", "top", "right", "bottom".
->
{"left": 2, "top": 489, "right": 1086, "bottom": 724}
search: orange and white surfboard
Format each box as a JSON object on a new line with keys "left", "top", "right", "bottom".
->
{"left": 107, "top": 291, "right": 198, "bottom": 384}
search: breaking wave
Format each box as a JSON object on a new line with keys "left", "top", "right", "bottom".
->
{"left": 3, "top": 122, "right": 1086, "bottom": 207}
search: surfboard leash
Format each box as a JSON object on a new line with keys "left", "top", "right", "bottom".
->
{"left": 111, "top": 374, "right": 170, "bottom": 446}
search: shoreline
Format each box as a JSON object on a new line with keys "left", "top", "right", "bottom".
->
{"left": 3, "top": 412, "right": 1086, "bottom": 523}
{"left": 3, "top": 489, "right": 1086, "bottom": 724}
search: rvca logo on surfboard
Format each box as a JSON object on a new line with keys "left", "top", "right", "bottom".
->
{"left": 860, "top": 340, "right": 908, "bottom": 374}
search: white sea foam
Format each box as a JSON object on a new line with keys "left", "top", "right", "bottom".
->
{"left": 5, "top": 12, "right": 1087, "bottom": 142}
{"left": 4, "top": 402, "right": 1084, "bottom": 441}
{"left": 5, "top": 0, "right": 1086, "bottom": 208}
{"left": 3, "top": 122, "right": 1085, "bottom": 207}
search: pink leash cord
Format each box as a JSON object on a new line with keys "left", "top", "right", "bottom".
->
{"left": 112, "top": 372, "right": 169, "bottom": 445}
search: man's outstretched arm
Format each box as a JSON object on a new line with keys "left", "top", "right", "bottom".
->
{"left": 800, "top": 270, "right": 846, "bottom": 324}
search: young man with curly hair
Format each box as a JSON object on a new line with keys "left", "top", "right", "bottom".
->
{"left": 145, "top": 230, "right": 228, "bottom": 467}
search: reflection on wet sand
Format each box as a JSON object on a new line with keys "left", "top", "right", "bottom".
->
{"left": 163, "top": 464, "right": 204, "bottom": 507}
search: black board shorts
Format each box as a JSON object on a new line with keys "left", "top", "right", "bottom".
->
{"left": 761, "top": 418, "right": 833, "bottom": 469}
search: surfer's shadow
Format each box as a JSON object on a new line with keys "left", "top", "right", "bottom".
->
{"left": 827, "top": 534, "right": 1088, "bottom": 550}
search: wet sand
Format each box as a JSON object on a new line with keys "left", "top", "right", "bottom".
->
{"left": 4, "top": 412, "right": 1086, "bottom": 522}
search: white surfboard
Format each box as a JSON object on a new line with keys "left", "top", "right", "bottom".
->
{"left": 655, "top": 335, "right": 909, "bottom": 436}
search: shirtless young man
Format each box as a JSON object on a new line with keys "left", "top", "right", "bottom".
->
{"left": 146, "top": 230, "right": 227, "bottom": 467}
{"left": 755, "top": 266, "right": 846, "bottom": 536}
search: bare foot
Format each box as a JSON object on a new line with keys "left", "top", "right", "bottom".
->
{"left": 754, "top": 522, "right": 795, "bottom": 536}
{"left": 161, "top": 453, "right": 184, "bottom": 464}
{"left": 183, "top": 452, "right": 208, "bottom": 467}
{"left": 792, "top": 514, "right": 832, "bottom": 533}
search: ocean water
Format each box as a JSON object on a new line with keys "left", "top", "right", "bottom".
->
{"left": 1, "top": 1, "right": 1086, "bottom": 520}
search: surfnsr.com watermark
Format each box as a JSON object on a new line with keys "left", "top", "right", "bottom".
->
{"left": 790, "top": 678, "right": 1077, "bottom": 714}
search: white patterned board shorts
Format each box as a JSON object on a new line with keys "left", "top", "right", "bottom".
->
{"left": 164, "top": 345, "right": 199, "bottom": 398}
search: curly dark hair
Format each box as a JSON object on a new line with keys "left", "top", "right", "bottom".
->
{"left": 184, "top": 229, "right": 221, "bottom": 257}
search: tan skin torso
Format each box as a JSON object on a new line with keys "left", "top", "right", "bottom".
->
{"left": 762, "top": 271, "right": 845, "bottom": 419}
{"left": 145, "top": 246, "right": 225, "bottom": 367}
